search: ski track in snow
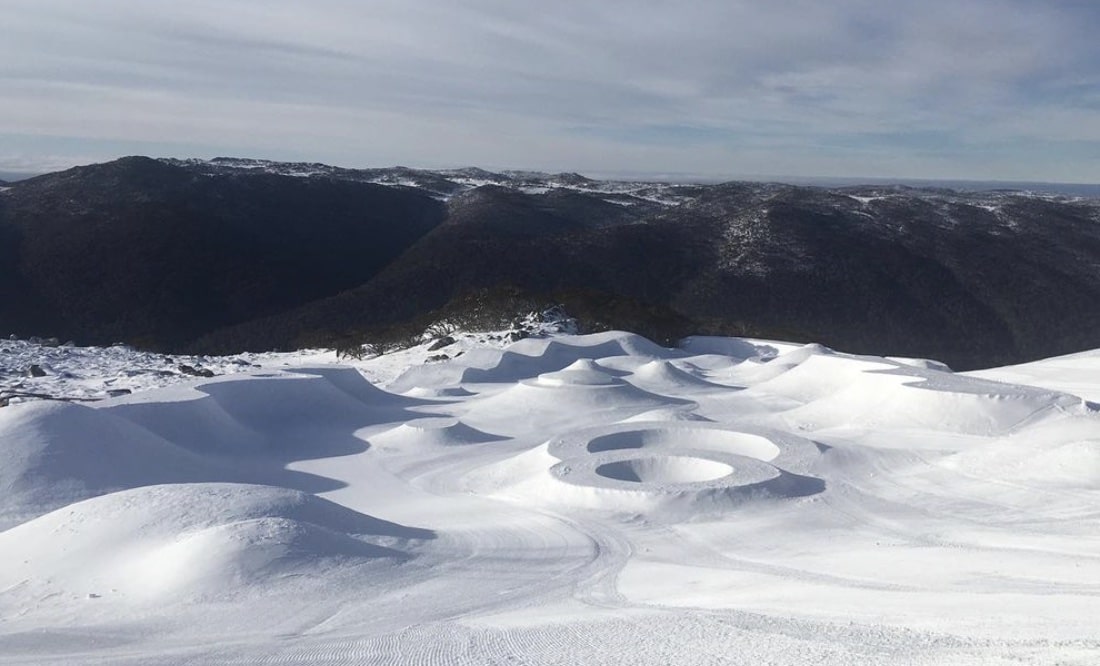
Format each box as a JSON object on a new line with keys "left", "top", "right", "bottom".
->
{"left": 1, "top": 332, "right": 1099, "bottom": 664}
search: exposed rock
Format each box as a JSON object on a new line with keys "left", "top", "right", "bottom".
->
{"left": 178, "top": 364, "right": 215, "bottom": 378}
{"left": 427, "top": 336, "right": 455, "bottom": 351}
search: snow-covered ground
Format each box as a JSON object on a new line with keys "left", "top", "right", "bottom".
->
{"left": 1, "top": 332, "right": 1098, "bottom": 664}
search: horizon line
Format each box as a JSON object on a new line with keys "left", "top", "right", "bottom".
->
{"left": 4, "top": 155, "right": 1099, "bottom": 194}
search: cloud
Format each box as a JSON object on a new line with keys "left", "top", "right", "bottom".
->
{"left": 1, "top": 0, "right": 1098, "bottom": 181}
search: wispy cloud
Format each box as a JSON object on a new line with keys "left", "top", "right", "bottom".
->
{"left": 2, "top": 0, "right": 1098, "bottom": 181}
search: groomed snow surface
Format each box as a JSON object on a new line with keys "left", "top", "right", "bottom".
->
{"left": 2, "top": 332, "right": 1099, "bottom": 664}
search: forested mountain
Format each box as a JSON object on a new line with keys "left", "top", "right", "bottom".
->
{"left": 0, "top": 157, "right": 445, "bottom": 348}
{"left": 3, "top": 156, "right": 1098, "bottom": 369}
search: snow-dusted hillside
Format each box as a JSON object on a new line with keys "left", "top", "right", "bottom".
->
{"left": 164, "top": 156, "right": 1095, "bottom": 210}
{"left": 8, "top": 156, "right": 1100, "bottom": 370}
{"left": 162, "top": 156, "right": 699, "bottom": 206}
{"left": 1, "top": 332, "right": 1099, "bottom": 664}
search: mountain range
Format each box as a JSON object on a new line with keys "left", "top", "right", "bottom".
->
{"left": 2, "top": 156, "right": 1098, "bottom": 370}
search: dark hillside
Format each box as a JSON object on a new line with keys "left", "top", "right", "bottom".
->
{"left": 664, "top": 187, "right": 1100, "bottom": 367}
{"left": 192, "top": 185, "right": 684, "bottom": 351}
{"left": 0, "top": 157, "right": 445, "bottom": 347}
{"left": 4, "top": 157, "right": 1100, "bottom": 369}
{"left": 199, "top": 182, "right": 1100, "bottom": 369}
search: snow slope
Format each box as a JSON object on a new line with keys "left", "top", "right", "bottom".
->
{"left": 1, "top": 332, "right": 1098, "bottom": 664}
{"left": 968, "top": 347, "right": 1100, "bottom": 403}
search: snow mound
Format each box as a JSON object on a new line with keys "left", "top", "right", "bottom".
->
{"left": 942, "top": 415, "right": 1100, "bottom": 487}
{"left": 783, "top": 368, "right": 1086, "bottom": 435}
{"left": 107, "top": 368, "right": 417, "bottom": 456}
{"left": 400, "top": 386, "right": 476, "bottom": 399}
{"left": 535, "top": 359, "right": 623, "bottom": 386}
{"left": 460, "top": 371, "right": 684, "bottom": 432}
{"left": 370, "top": 418, "right": 502, "bottom": 449}
{"left": 619, "top": 407, "right": 713, "bottom": 423}
{"left": 888, "top": 356, "right": 953, "bottom": 372}
{"left": 183, "top": 367, "right": 412, "bottom": 433}
{"left": 626, "top": 359, "right": 730, "bottom": 393}
{"left": 0, "top": 368, "right": 434, "bottom": 528}
{"left": 1018, "top": 439, "right": 1100, "bottom": 485}
{"left": 0, "top": 483, "right": 431, "bottom": 606}
{"left": 388, "top": 331, "right": 674, "bottom": 391}
{"left": 0, "top": 401, "right": 224, "bottom": 529}
{"left": 503, "top": 331, "right": 676, "bottom": 363}
{"left": 968, "top": 346, "right": 1100, "bottom": 403}
{"left": 736, "top": 348, "right": 895, "bottom": 401}
{"left": 678, "top": 335, "right": 777, "bottom": 360}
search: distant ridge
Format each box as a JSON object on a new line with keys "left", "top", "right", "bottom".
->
{"left": 0, "top": 172, "right": 38, "bottom": 183}
{"left": 2, "top": 156, "right": 1100, "bottom": 369}
{"left": 777, "top": 176, "right": 1100, "bottom": 199}
{"left": 0, "top": 157, "right": 445, "bottom": 348}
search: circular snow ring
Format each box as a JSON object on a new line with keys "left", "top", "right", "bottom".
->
{"left": 550, "top": 448, "right": 781, "bottom": 493}
{"left": 547, "top": 422, "right": 816, "bottom": 470}
{"left": 595, "top": 456, "right": 734, "bottom": 484}
{"left": 584, "top": 427, "right": 781, "bottom": 461}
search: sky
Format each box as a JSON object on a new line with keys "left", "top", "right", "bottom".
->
{"left": 2, "top": 0, "right": 1099, "bottom": 182}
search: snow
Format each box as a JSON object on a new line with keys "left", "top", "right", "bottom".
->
{"left": 159, "top": 158, "right": 696, "bottom": 210}
{"left": 0, "top": 338, "right": 283, "bottom": 403}
{"left": 0, "top": 333, "right": 500, "bottom": 405}
{"left": 1, "top": 332, "right": 1099, "bottom": 664}
{"left": 967, "top": 347, "right": 1100, "bottom": 403}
